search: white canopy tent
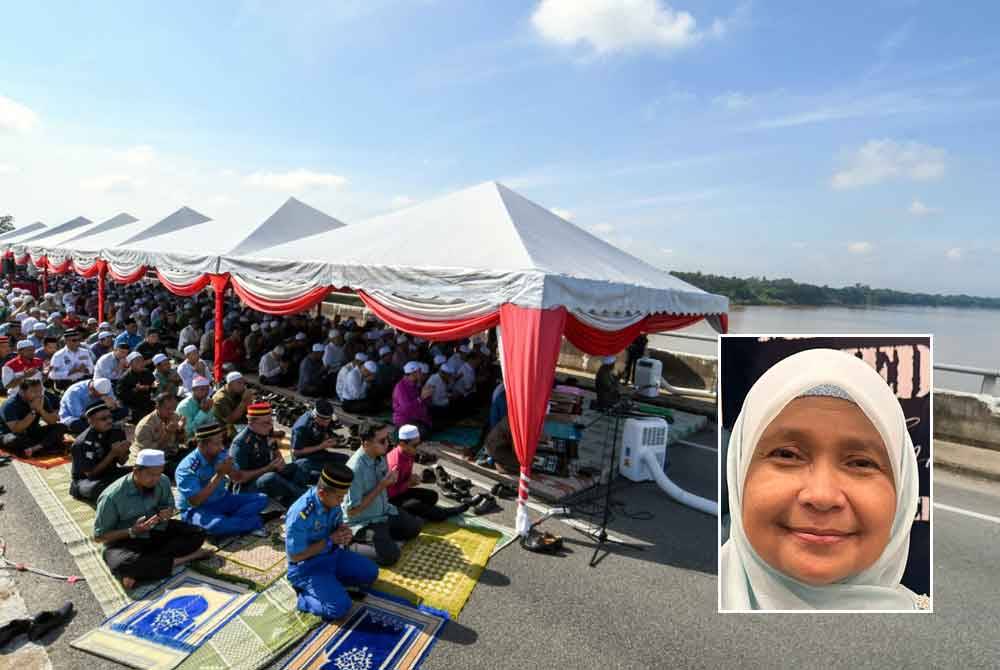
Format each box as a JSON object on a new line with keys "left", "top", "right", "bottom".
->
{"left": 0, "top": 222, "right": 46, "bottom": 242}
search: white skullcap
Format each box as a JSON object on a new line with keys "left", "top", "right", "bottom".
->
{"left": 152, "top": 353, "right": 169, "bottom": 365}
{"left": 92, "top": 378, "right": 113, "bottom": 395}
{"left": 251, "top": 323, "right": 260, "bottom": 332}
{"left": 16, "top": 339, "right": 33, "bottom": 350}
{"left": 398, "top": 424, "right": 420, "bottom": 441}
{"left": 312, "top": 343, "right": 325, "bottom": 352}
{"left": 44, "top": 292, "right": 53, "bottom": 299}
{"left": 354, "top": 353, "right": 368, "bottom": 362}
{"left": 363, "top": 360, "right": 378, "bottom": 373}
{"left": 403, "top": 361, "right": 421, "bottom": 374}
{"left": 99, "top": 321, "right": 111, "bottom": 329}
{"left": 183, "top": 344, "right": 198, "bottom": 354}
{"left": 136, "top": 449, "right": 165, "bottom": 467}
{"left": 273, "top": 344, "right": 285, "bottom": 354}
{"left": 378, "top": 346, "right": 391, "bottom": 356}
{"left": 192, "top": 376, "right": 211, "bottom": 388}
{"left": 295, "top": 332, "right": 307, "bottom": 341}
{"left": 127, "top": 351, "right": 143, "bottom": 363}
{"left": 87, "top": 317, "right": 97, "bottom": 324}
{"left": 67, "top": 306, "right": 76, "bottom": 313}
{"left": 440, "top": 363, "right": 456, "bottom": 375}
{"left": 602, "top": 355, "right": 616, "bottom": 364}
{"left": 49, "top": 312, "right": 62, "bottom": 320}
{"left": 32, "top": 323, "right": 47, "bottom": 332}
{"left": 396, "top": 335, "right": 407, "bottom": 344}
{"left": 226, "top": 371, "right": 243, "bottom": 383}
{"left": 433, "top": 354, "right": 447, "bottom": 366}
{"left": 98, "top": 331, "right": 113, "bottom": 339}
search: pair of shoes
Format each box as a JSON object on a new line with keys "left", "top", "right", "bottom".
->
{"left": 434, "top": 465, "right": 451, "bottom": 486}
{"left": 520, "top": 528, "right": 564, "bottom": 554}
{"left": 451, "top": 477, "right": 471, "bottom": 493}
{"left": 439, "top": 481, "right": 469, "bottom": 502}
{"left": 491, "top": 482, "right": 517, "bottom": 500}
{"left": 414, "top": 452, "right": 437, "bottom": 465}
{"left": 421, "top": 469, "right": 437, "bottom": 484}
{"left": 473, "top": 494, "right": 501, "bottom": 515}
{"left": 0, "top": 602, "right": 75, "bottom": 646}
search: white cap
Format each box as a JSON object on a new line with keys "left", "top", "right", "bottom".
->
{"left": 44, "top": 292, "right": 53, "bottom": 299}
{"left": 251, "top": 323, "right": 260, "bottom": 332}
{"left": 87, "top": 317, "right": 98, "bottom": 324}
{"left": 92, "top": 378, "right": 113, "bottom": 395}
{"left": 16, "top": 339, "right": 33, "bottom": 350}
{"left": 354, "top": 353, "right": 368, "bottom": 362}
{"left": 226, "top": 371, "right": 243, "bottom": 383}
{"left": 32, "top": 323, "right": 47, "bottom": 332}
{"left": 270, "top": 320, "right": 279, "bottom": 328}
{"left": 433, "top": 354, "right": 447, "bottom": 366}
{"left": 136, "top": 449, "right": 166, "bottom": 467}
{"left": 183, "top": 344, "right": 198, "bottom": 355}
{"left": 440, "top": 363, "right": 456, "bottom": 375}
{"left": 273, "top": 344, "right": 285, "bottom": 354}
{"left": 311, "top": 343, "right": 325, "bottom": 352}
{"left": 602, "top": 355, "right": 616, "bottom": 364}
{"left": 127, "top": 351, "right": 143, "bottom": 363}
{"left": 378, "top": 346, "right": 391, "bottom": 356}
{"left": 363, "top": 360, "right": 378, "bottom": 373}
{"left": 49, "top": 311, "right": 62, "bottom": 320}
{"left": 152, "top": 353, "right": 169, "bottom": 365}
{"left": 398, "top": 424, "right": 420, "bottom": 441}
{"left": 396, "top": 335, "right": 407, "bottom": 344}
{"left": 99, "top": 321, "right": 111, "bottom": 329}
{"left": 98, "top": 331, "right": 113, "bottom": 339}
{"left": 192, "top": 375, "right": 211, "bottom": 388}
{"left": 403, "top": 361, "right": 421, "bottom": 374}
{"left": 67, "top": 305, "right": 76, "bottom": 313}
{"left": 295, "top": 332, "right": 307, "bottom": 341}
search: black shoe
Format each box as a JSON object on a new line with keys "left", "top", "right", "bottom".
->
{"left": 474, "top": 495, "right": 501, "bottom": 515}
{"left": 464, "top": 493, "right": 486, "bottom": 508}
{"left": 451, "top": 477, "right": 471, "bottom": 492}
{"left": 0, "top": 618, "right": 32, "bottom": 647}
{"left": 434, "top": 465, "right": 451, "bottom": 485}
{"left": 421, "top": 469, "right": 437, "bottom": 484}
{"left": 28, "top": 602, "right": 74, "bottom": 641}
{"left": 491, "top": 483, "right": 517, "bottom": 499}
{"left": 260, "top": 509, "right": 285, "bottom": 524}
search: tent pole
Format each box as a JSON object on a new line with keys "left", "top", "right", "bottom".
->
{"left": 97, "top": 262, "right": 106, "bottom": 324}
{"left": 210, "top": 274, "right": 228, "bottom": 382}
{"left": 42, "top": 264, "right": 48, "bottom": 294}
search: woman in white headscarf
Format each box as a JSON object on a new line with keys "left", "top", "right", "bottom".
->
{"left": 720, "top": 348, "right": 924, "bottom": 611}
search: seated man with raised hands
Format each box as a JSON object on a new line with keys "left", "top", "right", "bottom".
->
{"left": 228, "top": 402, "right": 310, "bottom": 508}
{"left": 69, "top": 400, "right": 133, "bottom": 502}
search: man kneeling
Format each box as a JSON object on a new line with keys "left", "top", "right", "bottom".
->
{"left": 387, "top": 424, "right": 477, "bottom": 521}
{"left": 93, "top": 449, "right": 210, "bottom": 589}
{"left": 286, "top": 464, "right": 378, "bottom": 621}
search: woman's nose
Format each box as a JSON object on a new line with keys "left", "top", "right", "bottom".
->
{"left": 797, "top": 462, "right": 846, "bottom": 511}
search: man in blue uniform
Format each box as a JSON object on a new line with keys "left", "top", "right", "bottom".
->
{"left": 174, "top": 422, "right": 269, "bottom": 537}
{"left": 285, "top": 463, "right": 378, "bottom": 621}
{"left": 228, "top": 402, "right": 311, "bottom": 507}
{"left": 290, "top": 400, "right": 347, "bottom": 480}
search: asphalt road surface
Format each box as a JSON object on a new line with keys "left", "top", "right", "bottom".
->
{"left": 1, "top": 435, "right": 998, "bottom": 669}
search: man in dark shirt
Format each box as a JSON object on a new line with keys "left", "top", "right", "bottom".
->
{"left": 117, "top": 351, "right": 155, "bottom": 421}
{"left": 228, "top": 402, "right": 310, "bottom": 507}
{"left": 625, "top": 334, "right": 648, "bottom": 385}
{"left": 595, "top": 355, "right": 622, "bottom": 410}
{"left": 370, "top": 346, "right": 402, "bottom": 407}
{"left": 136, "top": 329, "right": 166, "bottom": 361}
{"left": 290, "top": 400, "right": 347, "bottom": 479}
{"left": 297, "top": 344, "right": 333, "bottom": 397}
{"left": 482, "top": 415, "right": 520, "bottom": 476}
{"left": 1, "top": 378, "right": 67, "bottom": 456}
{"left": 70, "top": 401, "right": 132, "bottom": 501}
{"left": 0, "top": 336, "right": 15, "bottom": 365}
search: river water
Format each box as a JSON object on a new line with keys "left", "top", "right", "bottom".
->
{"left": 649, "top": 305, "right": 999, "bottom": 394}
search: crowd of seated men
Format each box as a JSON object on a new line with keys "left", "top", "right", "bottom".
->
{"left": 0, "top": 270, "right": 514, "bottom": 622}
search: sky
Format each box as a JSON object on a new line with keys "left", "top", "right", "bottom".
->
{"left": 1, "top": 0, "right": 998, "bottom": 296}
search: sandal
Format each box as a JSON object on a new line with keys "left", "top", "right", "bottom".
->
{"left": 520, "top": 529, "right": 564, "bottom": 554}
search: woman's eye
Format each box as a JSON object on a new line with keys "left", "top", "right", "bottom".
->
{"left": 769, "top": 448, "right": 801, "bottom": 460}
{"left": 848, "top": 459, "right": 879, "bottom": 469}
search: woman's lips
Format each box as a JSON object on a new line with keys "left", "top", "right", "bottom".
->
{"left": 786, "top": 527, "right": 854, "bottom": 545}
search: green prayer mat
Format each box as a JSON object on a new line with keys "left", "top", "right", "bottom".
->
{"left": 191, "top": 519, "right": 287, "bottom": 591}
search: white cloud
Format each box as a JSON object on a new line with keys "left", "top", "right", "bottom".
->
{"left": 550, "top": 207, "right": 574, "bottom": 220}
{"left": 0, "top": 163, "right": 18, "bottom": 175}
{"left": 531, "top": 0, "right": 723, "bottom": 55}
{"left": 908, "top": 199, "right": 936, "bottom": 216}
{"left": 115, "top": 145, "right": 156, "bottom": 166}
{"left": 390, "top": 195, "right": 415, "bottom": 209}
{"left": 0, "top": 95, "right": 39, "bottom": 133}
{"left": 830, "top": 140, "right": 946, "bottom": 190}
{"left": 945, "top": 247, "right": 962, "bottom": 260}
{"left": 244, "top": 169, "right": 348, "bottom": 192}
{"left": 712, "top": 91, "right": 752, "bottom": 110}
{"left": 660, "top": 247, "right": 674, "bottom": 255}
{"left": 80, "top": 174, "right": 143, "bottom": 194}
{"left": 848, "top": 241, "right": 873, "bottom": 254}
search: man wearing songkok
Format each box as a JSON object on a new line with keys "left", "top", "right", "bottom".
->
{"left": 117, "top": 351, "right": 156, "bottom": 421}
{"left": 48, "top": 328, "right": 94, "bottom": 390}
{"left": 175, "top": 422, "right": 269, "bottom": 537}
{"left": 291, "top": 399, "right": 348, "bottom": 479}
{"left": 89, "top": 330, "right": 115, "bottom": 359}
{"left": 392, "top": 361, "right": 433, "bottom": 437}
{"left": 258, "top": 344, "right": 292, "bottom": 387}
{"left": 595, "top": 354, "right": 622, "bottom": 409}
{"left": 70, "top": 401, "right": 133, "bottom": 501}
{"left": 286, "top": 463, "right": 378, "bottom": 620}
{"left": 229, "top": 402, "right": 310, "bottom": 507}
{"left": 136, "top": 328, "right": 166, "bottom": 361}
{"left": 60, "top": 377, "right": 127, "bottom": 434}
{"left": 0, "top": 378, "right": 67, "bottom": 457}
{"left": 95, "top": 340, "right": 130, "bottom": 382}
{"left": 94, "top": 449, "right": 210, "bottom": 589}
{"left": 298, "top": 343, "right": 333, "bottom": 397}
{"left": 114, "top": 317, "right": 143, "bottom": 351}
{"left": 151, "top": 352, "right": 183, "bottom": 398}
{"left": 131, "top": 393, "right": 188, "bottom": 478}
{"left": 387, "top": 424, "right": 476, "bottom": 521}
{"left": 177, "top": 376, "right": 215, "bottom": 440}
{"left": 343, "top": 422, "right": 422, "bottom": 566}
{"left": 340, "top": 359, "right": 379, "bottom": 414}
{"left": 177, "top": 344, "right": 211, "bottom": 393}
{"left": 213, "top": 371, "right": 256, "bottom": 440}
{"left": 2, "top": 339, "right": 44, "bottom": 397}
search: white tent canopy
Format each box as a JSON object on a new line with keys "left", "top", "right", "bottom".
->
{"left": 220, "top": 181, "right": 728, "bottom": 321}
{"left": 16, "top": 216, "right": 92, "bottom": 245}
{"left": 230, "top": 197, "right": 346, "bottom": 255}
{"left": 0, "top": 222, "right": 46, "bottom": 242}
{"left": 62, "top": 213, "right": 138, "bottom": 245}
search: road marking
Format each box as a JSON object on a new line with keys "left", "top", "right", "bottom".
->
{"left": 675, "top": 439, "right": 718, "bottom": 453}
{"left": 934, "top": 502, "right": 1000, "bottom": 525}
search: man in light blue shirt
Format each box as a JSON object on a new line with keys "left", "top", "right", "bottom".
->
{"left": 342, "top": 422, "right": 422, "bottom": 566}
{"left": 114, "top": 318, "right": 143, "bottom": 351}
{"left": 59, "top": 377, "right": 128, "bottom": 434}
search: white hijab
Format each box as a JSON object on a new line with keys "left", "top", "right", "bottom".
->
{"left": 720, "top": 348, "right": 919, "bottom": 611}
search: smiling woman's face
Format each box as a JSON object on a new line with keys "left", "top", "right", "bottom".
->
{"left": 741, "top": 396, "right": 896, "bottom": 586}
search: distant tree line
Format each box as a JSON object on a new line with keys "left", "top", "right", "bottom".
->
{"left": 671, "top": 271, "right": 1000, "bottom": 309}
{"left": 0, "top": 214, "right": 13, "bottom": 234}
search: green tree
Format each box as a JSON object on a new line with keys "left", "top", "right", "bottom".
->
{"left": 0, "top": 215, "right": 13, "bottom": 234}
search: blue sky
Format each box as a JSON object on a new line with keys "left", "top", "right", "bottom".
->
{"left": 1, "top": 0, "right": 997, "bottom": 295}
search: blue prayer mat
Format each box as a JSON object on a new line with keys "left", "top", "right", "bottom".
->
{"left": 282, "top": 594, "right": 446, "bottom": 670}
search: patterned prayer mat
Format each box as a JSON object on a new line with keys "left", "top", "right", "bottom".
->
{"left": 282, "top": 594, "right": 446, "bottom": 670}
{"left": 14, "top": 461, "right": 168, "bottom": 615}
{"left": 72, "top": 571, "right": 255, "bottom": 670}
{"left": 0, "top": 445, "right": 71, "bottom": 469}
{"left": 427, "top": 425, "right": 481, "bottom": 448}
{"left": 452, "top": 513, "right": 517, "bottom": 557}
{"left": 192, "top": 519, "right": 288, "bottom": 591}
{"left": 372, "top": 522, "right": 498, "bottom": 619}
{"left": 176, "top": 578, "right": 320, "bottom": 670}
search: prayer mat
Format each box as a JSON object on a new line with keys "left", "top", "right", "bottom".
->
{"left": 427, "top": 425, "right": 481, "bottom": 448}
{"left": 0, "top": 445, "right": 71, "bottom": 469}
{"left": 372, "top": 521, "right": 498, "bottom": 619}
{"left": 175, "top": 578, "right": 320, "bottom": 670}
{"left": 452, "top": 513, "right": 517, "bottom": 557}
{"left": 72, "top": 571, "right": 254, "bottom": 670}
{"left": 282, "top": 594, "right": 445, "bottom": 670}
{"left": 192, "top": 519, "right": 287, "bottom": 591}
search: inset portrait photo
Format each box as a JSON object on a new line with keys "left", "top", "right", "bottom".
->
{"left": 718, "top": 335, "right": 931, "bottom": 612}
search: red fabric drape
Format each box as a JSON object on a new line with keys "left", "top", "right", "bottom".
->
{"left": 14, "top": 254, "right": 29, "bottom": 265}
{"left": 32, "top": 255, "right": 47, "bottom": 269}
{"left": 498, "top": 304, "right": 568, "bottom": 534}
{"left": 155, "top": 269, "right": 212, "bottom": 296}
{"left": 229, "top": 276, "right": 330, "bottom": 316}
{"left": 357, "top": 291, "right": 500, "bottom": 341}
{"left": 75, "top": 259, "right": 104, "bottom": 278}
{"left": 2, "top": 251, "right": 11, "bottom": 259}
{"left": 97, "top": 263, "right": 106, "bottom": 324}
{"left": 719, "top": 313, "right": 729, "bottom": 334}
{"left": 107, "top": 264, "right": 147, "bottom": 284}
{"left": 48, "top": 259, "right": 73, "bottom": 274}
{"left": 562, "top": 313, "right": 706, "bottom": 355}
{"left": 210, "top": 274, "right": 229, "bottom": 382}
